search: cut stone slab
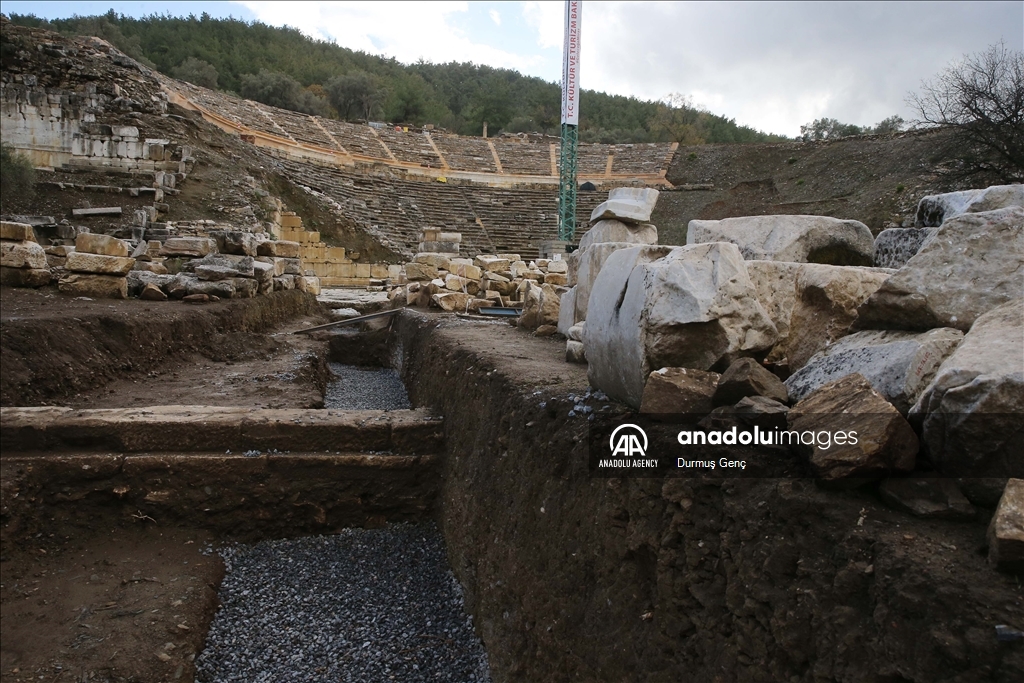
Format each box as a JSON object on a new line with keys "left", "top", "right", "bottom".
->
{"left": 0, "top": 221, "right": 35, "bottom": 241}
{"left": 431, "top": 291, "right": 472, "bottom": 312}
{"left": 212, "top": 230, "right": 259, "bottom": 256}
{"left": 75, "top": 233, "right": 130, "bottom": 257}
{"left": 787, "top": 374, "right": 918, "bottom": 484}
{"left": 577, "top": 219, "right": 658, "bottom": 253}
{"left": 413, "top": 252, "right": 452, "bottom": 270}
{"left": 0, "top": 266, "right": 50, "bottom": 287}
{"left": 132, "top": 260, "right": 169, "bottom": 274}
{"left": 405, "top": 262, "right": 439, "bottom": 281}
{"left": 589, "top": 187, "right": 659, "bottom": 224}
{"left": 586, "top": 243, "right": 778, "bottom": 409}
{"left": 474, "top": 255, "right": 511, "bottom": 273}
{"left": 519, "top": 281, "right": 560, "bottom": 330}
{"left": 0, "top": 239, "right": 47, "bottom": 270}
{"left": 557, "top": 286, "right": 577, "bottom": 336}
{"left": 575, "top": 242, "right": 639, "bottom": 323}
{"left": 546, "top": 259, "right": 568, "bottom": 274}
{"left": 66, "top": 251, "right": 135, "bottom": 276}
{"left": 879, "top": 477, "right": 976, "bottom": 520}
{"left": 873, "top": 228, "right": 937, "bottom": 269}
{"left": 58, "top": 273, "right": 128, "bottom": 299}
{"left": 194, "top": 254, "right": 255, "bottom": 280}
{"left": 785, "top": 328, "right": 964, "bottom": 414}
{"left": 713, "top": 357, "right": 788, "bottom": 406}
{"left": 916, "top": 184, "right": 1024, "bottom": 227}
{"left": 687, "top": 215, "right": 875, "bottom": 266}
{"left": 72, "top": 206, "right": 122, "bottom": 217}
{"left": 256, "top": 240, "right": 300, "bottom": 259}
{"left": 910, "top": 298, "right": 1024, "bottom": 479}
{"left": 448, "top": 261, "right": 482, "bottom": 280}
{"left": 988, "top": 478, "right": 1024, "bottom": 572}
{"left": 639, "top": 367, "right": 721, "bottom": 415}
{"left": 543, "top": 272, "right": 567, "bottom": 286}
{"left": 856, "top": 207, "right": 1024, "bottom": 331}
{"left": 160, "top": 237, "right": 217, "bottom": 258}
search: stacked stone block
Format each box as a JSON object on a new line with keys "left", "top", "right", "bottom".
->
{"left": 0, "top": 221, "right": 51, "bottom": 287}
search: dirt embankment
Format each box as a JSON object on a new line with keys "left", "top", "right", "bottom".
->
{"left": 653, "top": 129, "right": 989, "bottom": 245}
{"left": 397, "top": 312, "right": 1023, "bottom": 683}
{"left": 0, "top": 289, "right": 324, "bottom": 406}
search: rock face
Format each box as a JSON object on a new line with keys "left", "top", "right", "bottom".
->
{"left": 589, "top": 188, "right": 659, "bottom": 224}
{"left": 873, "top": 228, "right": 937, "bottom": 269}
{"left": 988, "top": 479, "right": 1024, "bottom": 572}
{"left": 916, "top": 184, "right": 1024, "bottom": 227}
{"left": 639, "top": 367, "right": 721, "bottom": 415}
{"left": 0, "top": 239, "right": 47, "bottom": 269}
{"left": 76, "top": 233, "right": 130, "bottom": 257}
{"left": 687, "top": 215, "right": 875, "bottom": 266}
{"left": 787, "top": 374, "right": 918, "bottom": 484}
{"left": 879, "top": 477, "right": 976, "bottom": 520}
{"left": 856, "top": 207, "right": 1024, "bottom": 331}
{"left": 577, "top": 219, "right": 658, "bottom": 253}
{"left": 910, "top": 298, "right": 1024, "bottom": 478}
{"left": 713, "top": 357, "right": 788, "bottom": 406}
{"left": 785, "top": 328, "right": 964, "bottom": 414}
{"left": 745, "top": 261, "right": 892, "bottom": 368}
{"left": 586, "top": 243, "right": 777, "bottom": 409}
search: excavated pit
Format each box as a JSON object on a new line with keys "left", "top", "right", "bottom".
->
{"left": 2, "top": 300, "right": 1022, "bottom": 683}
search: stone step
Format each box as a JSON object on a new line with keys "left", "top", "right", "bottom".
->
{"left": 0, "top": 406, "right": 442, "bottom": 455}
{"left": 1, "top": 451, "right": 440, "bottom": 535}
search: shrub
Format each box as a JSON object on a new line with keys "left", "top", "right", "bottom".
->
{"left": 0, "top": 143, "right": 35, "bottom": 211}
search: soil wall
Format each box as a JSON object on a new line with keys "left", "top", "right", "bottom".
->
{"left": 396, "top": 312, "right": 1023, "bottom": 683}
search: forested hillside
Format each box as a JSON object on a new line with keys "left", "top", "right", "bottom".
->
{"left": 8, "top": 10, "right": 787, "bottom": 144}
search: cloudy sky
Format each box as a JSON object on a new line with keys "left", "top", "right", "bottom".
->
{"left": 5, "top": 1, "right": 1021, "bottom": 136}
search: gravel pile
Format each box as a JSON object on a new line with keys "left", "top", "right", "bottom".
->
{"left": 196, "top": 524, "right": 490, "bottom": 683}
{"left": 325, "top": 363, "right": 411, "bottom": 410}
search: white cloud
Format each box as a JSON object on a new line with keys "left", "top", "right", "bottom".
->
{"left": 489, "top": 8, "right": 501, "bottom": 26}
{"left": 522, "top": 1, "right": 563, "bottom": 50}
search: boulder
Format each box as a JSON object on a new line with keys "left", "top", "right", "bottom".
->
{"left": 0, "top": 266, "right": 50, "bottom": 287}
{"left": 160, "top": 237, "right": 216, "bottom": 258}
{"left": 566, "top": 323, "right": 585, "bottom": 342}
{"left": 58, "top": 273, "right": 128, "bottom": 299}
{"left": 878, "top": 477, "right": 976, "bottom": 520}
{"left": 745, "top": 261, "right": 893, "bottom": 368}
{"left": 256, "top": 240, "right": 301, "bottom": 258}
{"left": 126, "top": 271, "right": 173, "bottom": 297}
{"left": 75, "top": 233, "right": 130, "bottom": 257}
{"left": 194, "top": 254, "right": 255, "bottom": 280}
{"left": 212, "top": 230, "right": 258, "bottom": 256}
{"left": 165, "top": 273, "right": 196, "bottom": 299}
{"left": 0, "top": 221, "right": 35, "bottom": 241}
{"left": 586, "top": 243, "right": 778, "bottom": 409}
{"left": 431, "top": 291, "right": 472, "bottom": 312}
{"left": 547, "top": 258, "right": 568, "bottom": 274}
{"left": 873, "top": 228, "right": 937, "bottom": 269}
{"left": 639, "top": 367, "right": 721, "bottom": 415}
{"left": 987, "top": 479, "right": 1024, "bottom": 572}
{"left": 565, "top": 340, "right": 587, "bottom": 364}
{"left": 66, "top": 252, "right": 135, "bottom": 276}
{"left": 189, "top": 278, "right": 236, "bottom": 299}
{"left": 916, "top": 184, "right": 1024, "bottom": 227}
{"left": 856, "top": 207, "right": 1024, "bottom": 331}
{"left": 0, "top": 239, "right": 47, "bottom": 270}
{"left": 687, "top": 215, "right": 875, "bottom": 266}
{"left": 785, "top": 328, "right": 964, "bottom": 414}
{"left": 732, "top": 396, "right": 790, "bottom": 431}
{"left": 589, "top": 188, "right": 660, "bottom": 224}
{"left": 909, "top": 298, "right": 1024, "bottom": 478}
{"left": 534, "top": 324, "right": 558, "bottom": 337}
{"left": 713, "top": 357, "right": 788, "bottom": 406}
{"left": 519, "top": 282, "right": 561, "bottom": 330}
{"left": 787, "top": 374, "right": 918, "bottom": 484}
{"left": 578, "top": 219, "right": 658, "bottom": 253}
{"left": 139, "top": 283, "right": 168, "bottom": 301}
{"left": 405, "top": 262, "right": 439, "bottom": 281}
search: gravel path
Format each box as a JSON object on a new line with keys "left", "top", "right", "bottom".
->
{"left": 196, "top": 524, "right": 490, "bottom": 683}
{"left": 325, "top": 363, "right": 411, "bottom": 410}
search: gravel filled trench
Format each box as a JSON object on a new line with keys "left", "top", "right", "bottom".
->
{"left": 196, "top": 524, "right": 490, "bottom": 683}
{"left": 324, "top": 363, "right": 412, "bottom": 410}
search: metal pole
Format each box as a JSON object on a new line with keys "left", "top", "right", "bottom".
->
{"left": 558, "top": 0, "right": 581, "bottom": 242}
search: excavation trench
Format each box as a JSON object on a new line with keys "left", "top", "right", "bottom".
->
{"left": 2, "top": 303, "right": 1022, "bottom": 683}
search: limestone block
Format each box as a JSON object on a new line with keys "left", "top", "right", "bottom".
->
{"left": 474, "top": 255, "right": 511, "bottom": 272}
{"left": 413, "top": 253, "right": 451, "bottom": 270}
{"left": 194, "top": 254, "right": 255, "bottom": 280}
{"left": 873, "top": 228, "right": 937, "bottom": 269}
{"left": 354, "top": 263, "right": 371, "bottom": 278}
{"left": 557, "top": 286, "right": 577, "bottom": 337}
{"left": 431, "top": 291, "right": 472, "bottom": 312}
{"left": 419, "top": 241, "right": 460, "bottom": 254}
{"left": 213, "top": 231, "right": 258, "bottom": 256}
{"left": 788, "top": 374, "right": 917, "bottom": 484}
{"left": 688, "top": 215, "right": 874, "bottom": 265}
{"left": 786, "top": 328, "right": 964, "bottom": 413}
{"left": 916, "top": 184, "right": 1024, "bottom": 227}
{"left": 567, "top": 323, "right": 585, "bottom": 342}
{"left": 578, "top": 219, "right": 658, "bottom": 253}
{"left": 988, "top": 479, "right": 1024, "bottom": 572}
{"left": 519, "top": 281, "right": 561, "bottom": 330}
{"left": 0, "top": 266, "right": 50, "bottom": 287}
{"left": 256, "top": 240, "right": 301, "bottom": 259}
{"left": 438, "top": 232, "right": 462, "bottom": 243}
{"left": 575, "top": 242, "right": 637, "bottom": 323}
{"left": 126, "top": 271, "right": 173, "bottom": 297}
{"left": 279, "top": 258, "right": 303, "bottom": 276}
{"left": 640, "top": 367, "right": 721, "bottom": 414}
{"left": 189, "top": 278, "right": 237, "bottom": 299}
{"left": 713, "top": 357, "right": 788, "bottom": 406}
{"left": 252, "top": 261, "right": 274, "bottom": 287}
{"left": 0, "top": 239, "right": 46, "bottom": 269}
{"left": 590, "top": 188, "right": 659, "bottom": 224}
{"left": 139, "top": 283, "right": 168, "bottom": 301}
{"left": 370, "top": 264, "right": 390, "bottom": 279}
{"left": 444, "top": 273, "right": 479, "bottom": 295}
{"left": 910, "top": 298, "right": 1024, "bottom": 478}
{"left": 544, "top": 272, "right": 567, "bottom": 286}
{"left": 273, "top": 275, "right": 295, "bottom": 291}
{"left": 58, "top": 273, "right": 128, "bottom": 299}
{"left": 1, "top": 221, "right": 35, "bottom": 241}
{"left": 857, "top": 207, "right": 1024, "bottom": 331}
{"left": 585, "top": 243, "right": 778, "bottom": 409}
{"left": 566, "top": 340, "right": 587, "bottom": 364}
{"left": 303, "top": 276, "right": 321, "bottom": 296}
{"left": 496, "top": 254, "right": 522, "bottom": 263}
{"left": 448, "top": 261, "right": 482, "bottom": 279}
{"left": 160, "top": 237, "right": 216, "bottom": 258}
{"left": 76, "top": 233, "right": 130, "bottom": 257}
{"left": 66, "top": 252, "right": 135, "bottom": 276}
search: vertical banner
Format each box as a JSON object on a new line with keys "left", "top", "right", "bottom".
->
{"left": 561, "top": 0, "right": 581, "bottom": 125}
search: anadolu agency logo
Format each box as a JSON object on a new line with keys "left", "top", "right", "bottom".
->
{"left": 598, "top": 423, "right": 659, "bottom": 469}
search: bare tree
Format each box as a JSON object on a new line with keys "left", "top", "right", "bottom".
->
{"left": 909, "top": 41, "right": 1024, "bottom": 182}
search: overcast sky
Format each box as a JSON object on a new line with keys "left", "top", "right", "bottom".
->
{"left": 4, "top": 1, "right": 1022, "bottom": 136}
